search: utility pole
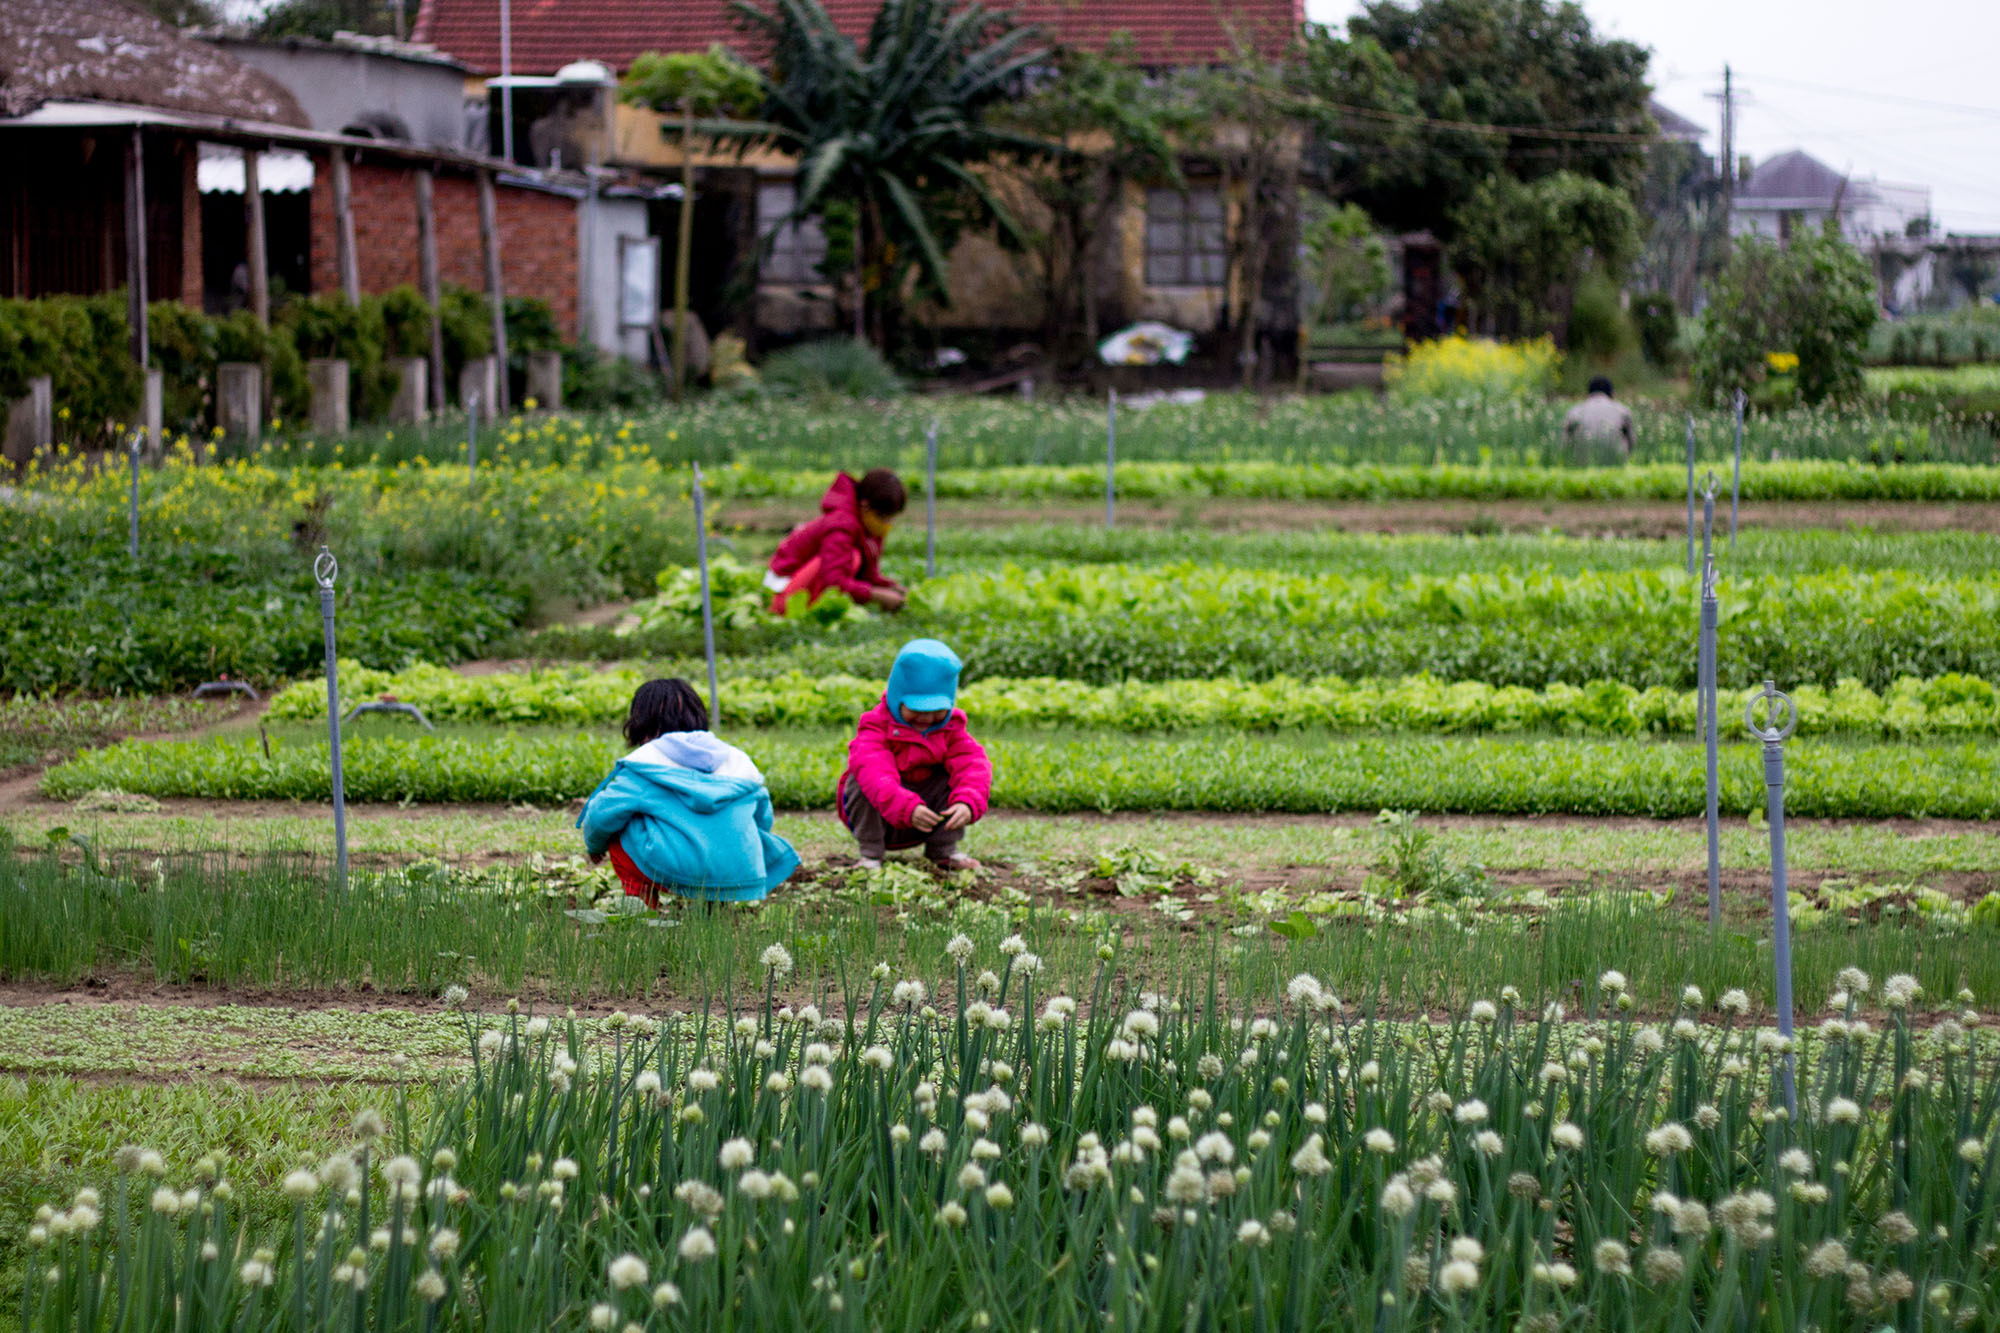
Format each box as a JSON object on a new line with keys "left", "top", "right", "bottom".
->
{"left": 499, "top": 0, "right": 514, "bottom": 164}
{"left": 1708, "top": 65, "right": 1736, "bottom": 247}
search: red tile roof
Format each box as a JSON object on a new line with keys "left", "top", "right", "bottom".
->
{"left": 413, "top": 0, "right": 1302, "bottom": 77}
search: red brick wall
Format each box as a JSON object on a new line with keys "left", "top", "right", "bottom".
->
{"left": 308, "top": 158, "right": 578, "bottom": 337}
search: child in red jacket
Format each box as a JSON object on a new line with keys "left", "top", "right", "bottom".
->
{"left": 837, "top": 639, "right": 991, "bottom": 871}
{"left": 764, "top": 469, "right": 909, "bottom": 615}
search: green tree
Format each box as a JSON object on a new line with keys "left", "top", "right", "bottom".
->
{"left": 1300, "top": 200, "right": 1390, "bottom": 327}
{"left": 994, "top": 39, "right": 1193, "bottom": 360}
{"left": 1449, "top": 170, "right": 1640, "bottom": 336}
{"left": 624, "top": 46, "right": 765, "bottom": 393}
{"left": 252, "top": 0, "right": 402, "bottom": 40}
{"left": 718, "top": 0, "right": 1051, "bottom": 346}
{"left": 1300, "top": 0, "right": 1652, "bottom": 242}
{"left": 1693, "top": 223, "right": 1877, "bottom": 407}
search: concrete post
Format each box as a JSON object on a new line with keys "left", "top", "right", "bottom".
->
{"left": 458, "top": 357, "right": 498, "bottom": 422}
{"left": 139, "top": 368, "right": 162, "bottom": 458}
{"left": 308, "top": 358, "right": 350, "bottom": 435}
{"left": 4, "top": 375, "right": 53, "bottom": 465}
{"left": 388, "top": 358, "right": 429, "bottom": 425}
{"left": 217, "top": 362, "right": 262, "bottom": 445}
{"left": 524, "top": 350, "right": 562, "bottom": 410}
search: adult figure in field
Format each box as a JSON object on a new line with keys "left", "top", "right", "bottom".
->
{"left": 1564, "top": 375, "right": 1635, "bottom": 461}
{"left": 764, "top": 468, "right": 910, "bottom": 615}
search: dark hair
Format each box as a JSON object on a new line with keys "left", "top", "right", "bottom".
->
{"left": 624, "top": 678, "right": 708, "bottom": 746}
{"left": 1587, "top": 376, "right": 1615, "bottom": 397}
{"left": 856, "top": 468, "right": 907, "bottom": 516}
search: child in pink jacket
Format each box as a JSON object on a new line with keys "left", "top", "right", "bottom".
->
{"left": 837, "top": 639, "right": 992, "bottom": 871}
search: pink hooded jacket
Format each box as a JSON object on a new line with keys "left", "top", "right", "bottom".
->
{"left": 767, "top": 473, "right": 889, "bottom": 608}
{"left": 837, "top": 700, "right": 993, "bottom": 828}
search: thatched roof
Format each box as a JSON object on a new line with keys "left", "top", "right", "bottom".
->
{"left": 0, "top": 0, "right": 308, "bottom": 124}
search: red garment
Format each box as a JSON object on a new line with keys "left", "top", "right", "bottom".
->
{"left": 767, "top": 473, "right": 889, "bottom": 609}
{"left": 608, "top": 840, "right": 664, "bottom": 909}
{"left": 836, "top": 698, "right": 992, "bottom": 829}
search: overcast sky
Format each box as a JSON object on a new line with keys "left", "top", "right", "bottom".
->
{"left": 1303, "top": 0, "right": 2000, "bottom": 233}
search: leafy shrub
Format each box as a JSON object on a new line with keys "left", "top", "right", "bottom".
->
{"left": 379, "top": 285, "right": 434, "bottom": 360}
{"left": 563, "top": 342, "right": 666, "bottom": 411}
{"left": 1563, "top": 271, "right": 1631, "bottom": 364}
{"left": 281, "top": 291, "right": 392, "bottom": 419}
{"left": 212, "top": 310, "right": 308, "bottom": 422}
{"left": 439, "top": 284, "right": 494, "bottom": 398}
{"left": 1629, "top": 290, "right": 1680, "bottom": 369}
{"left": 1382, "top": 334, "right": 1558, "bottom": 404}
{"left": 0, "top": 293, "right": 139, "bottom": 443}
{"left": 145, "top": 301, "right": 216, "bottom": 433}
{"left": 1693, "top": 224, "right": 1876, "bottom": 407}
{"left": 761, "top": 337, "right": 903, "bottom": 400}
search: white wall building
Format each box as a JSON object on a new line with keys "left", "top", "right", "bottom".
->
{"left": 1732, "top": 149, "right": 1931, "bottom": 244}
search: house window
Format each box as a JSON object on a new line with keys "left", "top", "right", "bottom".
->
{"left": 1145, "top": 187, "right": 1226, "bottom": 287}
{"left": 758, "top": 180, "right": 829, "bottom": 285}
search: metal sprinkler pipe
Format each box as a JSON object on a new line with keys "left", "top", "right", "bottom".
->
{"left": 1746, "top": 680, "right": 1800, "bottom": 1114}
{"left": 314, "top": 546, "right": 348, "bottom": 889}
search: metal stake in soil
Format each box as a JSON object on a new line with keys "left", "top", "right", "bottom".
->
{"left": 467, "top": 391, "right": 479, "bottom": 478}
{"left": 692, "top": 462, "right": 719, "bottom": 726}
{"left": 127, "top": 430, "right": 142, "bottom": 558}
{"left": 925, "top": 418, "right": 938, "bottom": 579}
{"left": 1105, "top": 388, "right": 1117, "bottom": 529}
{"left": 1700, "top": 551, "right": 1721, "bottom": 927}
{"left": 1730, "top": 389, "right": 1745, "bottom": 548}
{"left": 314, "top": 546, "right": 349, "bottom": 889}
{"left": 1747, "top": 680, "right": 1800, "bottom": 1114}
{"left": 1684, "top": 415, "right": 1697, "bottom": 574}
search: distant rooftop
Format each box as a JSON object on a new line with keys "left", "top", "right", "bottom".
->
{"left": 0, "top": 0, "right": 307, "bottom": 124}
{"left": 412, "top": 0, "right": 1305, "bottom": 77}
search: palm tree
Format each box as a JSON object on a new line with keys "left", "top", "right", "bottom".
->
{"left": 726, "top": 0, "right": 1051, "bottom": 344}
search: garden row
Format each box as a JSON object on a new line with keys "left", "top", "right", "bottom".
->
{"left": 280, "top": 661, "right": 2000, "bottom": 741}
{"left": 253, "top": 392, "right": 2000, "bottom": 470}
{"left": 556, "top": 563, "right": 2000, "bottom": 693}
{"left": 18, "top": 958, "right": 2000, "bottom": 1333}
{"left": 46, "top": 730, "right": 2000, "bottom": 819}
{"left": 7, "top": 828, "right": 1998, "bottom": 1007}
{"left": 1, "top": 456, "right": 693, "bottom": 694}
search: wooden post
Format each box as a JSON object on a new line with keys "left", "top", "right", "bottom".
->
{"left": 330, "top": 147, "right": 360, "bottom": 305}
{"left": 415, "top": 168, "right": 446, "bottom": 413}
{"left": 671, "top": 98, "right": 695, "bottom": 399}
{"left": 244, "top": 148, "right": 269, "bottom": 327}
{"left": 478, "top": 169, "right": 509, "bottom": 413}
{"left": 123, "top": 129, "right": 149, "bottom": 369}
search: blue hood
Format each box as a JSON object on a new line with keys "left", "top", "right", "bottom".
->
{"left": 885, "top": 638, "right": 962, "bottom": 731}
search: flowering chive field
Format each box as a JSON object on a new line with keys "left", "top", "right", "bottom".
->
{"left": 18, "top": 946, "right": 2000, "bottom": 1332}
{"left": 7, "top": 396, "right": 2000, "bottom": 1331}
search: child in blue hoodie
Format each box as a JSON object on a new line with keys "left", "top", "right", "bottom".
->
{"left": 578, "top": 679, "right": 800, "bottom": 905}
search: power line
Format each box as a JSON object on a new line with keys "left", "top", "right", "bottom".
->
{"left": 1307, "top": 96, "right": 1673, "bottom": 145}
{"left": 1734, "top": 71, "right": 2000, "bottom": 122}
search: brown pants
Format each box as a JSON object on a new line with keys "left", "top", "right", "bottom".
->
{"left": 843, "top": 769, "right": 966, "bottom": 861}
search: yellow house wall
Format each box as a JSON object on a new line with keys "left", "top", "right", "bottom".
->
{"left": 455, "top": 81, "right": 1282, "bottom": 338}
